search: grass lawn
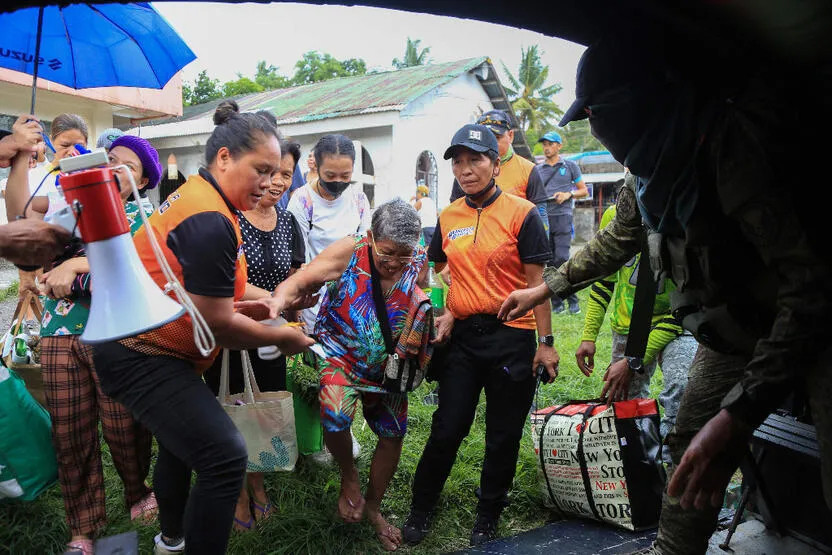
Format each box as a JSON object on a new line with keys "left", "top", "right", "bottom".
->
{"left": 0, "top": 289, "right": 664, "bottom": 554}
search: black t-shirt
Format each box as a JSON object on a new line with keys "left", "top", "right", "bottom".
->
{"left": 164, "top": 168, "right": 241, "bottom": 298}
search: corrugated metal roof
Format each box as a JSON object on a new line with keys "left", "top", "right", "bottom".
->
{"left": 130, "top": 58, "right": 488, "bottom": 138}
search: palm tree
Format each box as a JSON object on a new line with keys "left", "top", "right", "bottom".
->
{"left": 501, "top": 46, "right": 563, "bottom": 136}
{"left": 392, "top": 37, "right": 431, "bottom": 69}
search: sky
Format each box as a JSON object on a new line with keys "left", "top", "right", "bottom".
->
{"left": 153, "top": 2, "right": 586, "bottom": 109}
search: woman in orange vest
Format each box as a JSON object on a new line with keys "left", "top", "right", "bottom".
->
{"left": 402, "top": 124, "right": 559, "bottom": 547}
{"left": 91, "top": 101, "right": 313, "bottom": 555}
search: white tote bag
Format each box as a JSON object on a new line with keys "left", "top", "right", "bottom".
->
{"left": 218, "top": 349, "right": 298, "bottom": 472}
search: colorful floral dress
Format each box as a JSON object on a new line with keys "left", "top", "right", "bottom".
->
{"left": 314, "top": 234, "right": 426, "bottom": 436}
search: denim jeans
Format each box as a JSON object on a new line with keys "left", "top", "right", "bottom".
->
{"left": 92, "top": 342, "right": 247, "bottom": 554}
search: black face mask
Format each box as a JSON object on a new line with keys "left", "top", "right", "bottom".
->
{"left": 319, "top": 177, "right": 352, "bottom": 198}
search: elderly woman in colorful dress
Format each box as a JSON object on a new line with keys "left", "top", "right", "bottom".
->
{"left": 243, "top": 198, "right": 429, "bottom": 550}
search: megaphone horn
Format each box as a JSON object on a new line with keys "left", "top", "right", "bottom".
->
{"left": 58, "top": 164, "right": 184, "bottom": 344}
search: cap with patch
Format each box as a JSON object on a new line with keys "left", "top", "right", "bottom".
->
{"left": 443, "top": 124, "right": 499, "bottom": 160}
{"left": 476, "top": 110, "right": 512, "bottom": 135}
{"left": 538, "top": 131, "right": 562, "bottom": 144}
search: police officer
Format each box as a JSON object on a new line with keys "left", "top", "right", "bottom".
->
{"left": 499, "top": 29, "right": 831, "bottom": 555}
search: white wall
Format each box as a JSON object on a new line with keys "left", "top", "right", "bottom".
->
{"left": 389, "top": 73, "right": 493, "bottom": 209}
{"left": 0, "top": 81, "right": 114, "bottom": 149}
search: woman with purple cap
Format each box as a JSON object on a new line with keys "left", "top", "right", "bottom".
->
{"left": 35, "top": 134, "right": 162, "bottom": 555}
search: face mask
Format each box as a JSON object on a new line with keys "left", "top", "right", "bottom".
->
{"left": 318, "top": 177, "right": 352, "bottom": 197}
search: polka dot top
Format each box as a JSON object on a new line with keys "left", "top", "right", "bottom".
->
{"left": 240, "top": 207, "right": 305, "bottom": 291}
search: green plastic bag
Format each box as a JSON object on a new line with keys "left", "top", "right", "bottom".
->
{"left": 0, "top": 364, "right": 57, "bottom": 501}
{"left": 286, "top": 353, "right": 324, "bottom": 456}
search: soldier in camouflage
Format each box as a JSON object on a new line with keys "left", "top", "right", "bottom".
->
{"left": 499, "top": 30, "right": 832, "bottom": 555}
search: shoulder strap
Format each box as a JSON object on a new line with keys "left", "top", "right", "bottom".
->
{"left": 624, "top": 231, "right": 657, "bottom": 363}
{"left": 367, "top": 246, "right": 395, "bottom": 354}
{"left": 298, "top": 186, "right": 314, "bottom": 230}
{"left": 539, "top": 165, "right": 559, "bottom": 191}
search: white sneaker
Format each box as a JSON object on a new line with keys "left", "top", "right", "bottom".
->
{"left": 351, "top": 430, "right": 362, "bottom": 459}
{"left": 154, "top": 533, "right": 185, "bottom": 554}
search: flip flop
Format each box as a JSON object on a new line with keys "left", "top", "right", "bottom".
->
{"left": 233, "top": 516, "right": 254, "bottom": 532}
{"left": 66, "top": 539, "right": 94, "bottom": 555}
{"left": 250, "top": 498, "right": 273, "bottom": 522}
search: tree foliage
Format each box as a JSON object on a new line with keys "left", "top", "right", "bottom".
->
{"left": 291, "top": 51, "right": 367, "bottom": 86}
{"left": 392, "top": 37, "right": 431, "bottom": 69}
{"left": 182, "top": 69, "right": 222, "bottom": 106}
{"left": 221, "top": 75, "right": 264, "bottom": 97}
{"left": 254, "top": 61, "right": 292, "bottom": 90}
{"left": 501, "top": 46, "right": 563, "bottom": 136}
{"left": 559, "top": 119, "right": 605, "bottom": 152}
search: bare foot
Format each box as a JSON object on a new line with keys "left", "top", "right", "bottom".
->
{"left": 337, "top": 469, "right": 365, "bottom": 523}
{"left": 368, "top": 510, "right": 402, "bottom": 551}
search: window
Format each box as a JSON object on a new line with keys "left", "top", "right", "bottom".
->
{"left": 415, "top": 150, "right": 438, "bottom": 205}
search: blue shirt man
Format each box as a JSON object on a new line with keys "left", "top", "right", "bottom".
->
{"left": 526, "top": 131, "right": 588, "bottom": 313}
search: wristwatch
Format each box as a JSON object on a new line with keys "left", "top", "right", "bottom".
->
{"left": 625, "top": 356, "right": 645, "bottom": 374}
{"left": 538, "top": 335, "right": 555, "bottom": 347}
{"left": 568, "top": 191, "right": 575, "bottom": 200}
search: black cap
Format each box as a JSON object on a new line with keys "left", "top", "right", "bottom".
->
{"left": 0, "top": 129, "right": 12, "bottom": 141}
{"left": 443, "top": 124, "right": 499, "bottom": 160}
{"left": 559, "top": 33, "right": 667, "bottom": 127}
{"left": 476, "top": 110, "right": 511, "bottom": 135}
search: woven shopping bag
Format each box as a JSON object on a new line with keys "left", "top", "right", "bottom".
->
{"left": 218, "top": 349, "right": 298, "bottom": 472}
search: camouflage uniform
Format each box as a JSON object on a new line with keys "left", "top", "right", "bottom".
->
{"left": 543, "top": 97, "right": 832, "bottom": 554}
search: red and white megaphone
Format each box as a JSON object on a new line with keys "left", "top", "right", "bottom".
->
{"left": 57, "top": 152, "right": 184, "bottom": 344}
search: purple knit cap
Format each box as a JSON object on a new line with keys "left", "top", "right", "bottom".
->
{"left": 109, "top": 135, "right": 163, "bottom": 190}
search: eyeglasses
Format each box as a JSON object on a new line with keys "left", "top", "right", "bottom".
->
{"left": 371, "top": 236, "right": 414, "bottom": 265}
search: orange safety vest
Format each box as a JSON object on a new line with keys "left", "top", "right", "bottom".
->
{"left": 440, "top": 190, "right": 537, "bottom": 330}
{"left": 121, "top": 172, "right": 247, "bottom": 372}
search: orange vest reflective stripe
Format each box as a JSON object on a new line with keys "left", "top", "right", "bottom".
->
{"left": 440, "top": 190, "right": 536, "bottom": 330}
{"left": 121, "top": 173, "right": 247, "bottom": 371}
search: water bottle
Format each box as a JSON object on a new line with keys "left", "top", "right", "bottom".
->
{"left": 427, "top": 262, "right": 445, "bottom": 315}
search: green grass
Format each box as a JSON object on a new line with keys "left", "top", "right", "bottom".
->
{"left": 0, "top": 289, "right": 664, "bottom": 554}
{"left": 0, "top": 281, "right": 19, "bottom": 303}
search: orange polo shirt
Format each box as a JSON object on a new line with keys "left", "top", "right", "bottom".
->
{"left": 429, "top": 186, "right": 550, "bottom": 329}
{"left": 121, "top": 169, "right": 247, "bottom": 372}
{"left": 497, "top": 153, "right": 536, "bottom": 199}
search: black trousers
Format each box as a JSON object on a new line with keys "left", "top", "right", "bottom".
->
{"left": 93, "top": 342, "right": 247, "bottom": 555}
{"left": 548, "top": 213, "right": 579, "bottom": 308}
{"left": 410, "top": 316, "right": 537, "bottom": 515}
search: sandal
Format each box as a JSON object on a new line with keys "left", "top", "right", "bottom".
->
{"left": 250, "top": 498, "right": 273, "bottom": 523}
{"left": 66, "top": 538, "right": 94, "bottom": 555}
{"left": 233, "top": 515, "right": 254, "bottom": 532}
{"left": 130, "top": 492, "right": 158, "bottom": 524}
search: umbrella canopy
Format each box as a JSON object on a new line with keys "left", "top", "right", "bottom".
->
{"left": 0, "top": 2, "right": 195, "bottom": 92}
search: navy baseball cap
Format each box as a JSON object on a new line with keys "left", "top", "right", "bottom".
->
{"left": 476, "top": 110, "right": 512, "bottom": 135}
{"left": 559, "top": 33, "right": 667, "bottom": 127}
{"left": 538, "top": 131, "right": 562, "bottom": 144}
{"left": 443, "top": 124, "right": 499, "bottom": 159}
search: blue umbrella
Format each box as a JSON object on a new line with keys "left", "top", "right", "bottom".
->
{"left": 0, "top": 3, "right": 196, "bottom": 112}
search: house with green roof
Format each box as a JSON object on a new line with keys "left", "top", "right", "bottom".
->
{"left": 130, "top": 57, "right": 530, "bottom": 208}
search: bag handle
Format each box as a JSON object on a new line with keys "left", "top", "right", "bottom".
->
{"left": 239, "top": 350, "right": 257, "bottom": 405}
{"left": 367, "top": 245, "right": 395, "bottom": 355}
{"left": 218, "top": 349, "right": 258, "bottom": 405}
{"left": 11, "top": 291, "right": 43, "bottom": 335}
{"left": 218, "top": 348, "right": 231, "bottom": 403}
